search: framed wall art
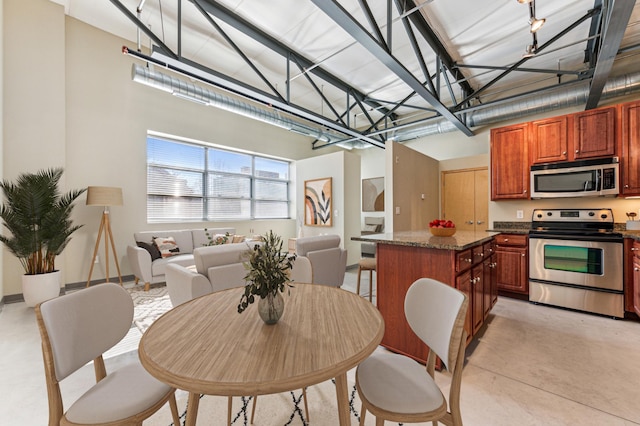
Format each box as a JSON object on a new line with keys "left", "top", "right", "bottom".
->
{"left": 304, "top": 177, "right": 332, "bottom": 226}
{"left": 362, "top": 177, "right": 384, "bottom": 212}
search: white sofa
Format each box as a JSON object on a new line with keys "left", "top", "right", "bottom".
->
{"left": 166, "top": 242, "right": 313, "bottom": 307}
{"left": 295, "top": 235, "right": 347, "bottom": 287}
{"left": 127, "top": 227, "right": 236, "bottom": 291}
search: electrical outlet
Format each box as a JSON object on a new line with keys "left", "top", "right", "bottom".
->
{"left": 516, "top": 210, "right": 524, "bottom": 219}
{"left": 395, "top": 206, "right": 400, "bottom": 215}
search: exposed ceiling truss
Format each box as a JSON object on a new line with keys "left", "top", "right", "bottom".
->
{"left": 108, "top": 0, "right": 638, "bottom": 150}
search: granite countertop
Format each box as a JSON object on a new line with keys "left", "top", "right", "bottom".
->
{"left": 352, "top": 229, "right": 498, "bottom": 251}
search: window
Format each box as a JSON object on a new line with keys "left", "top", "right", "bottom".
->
{"left": 147, "top": 135, "right": 290, "bottom": 223}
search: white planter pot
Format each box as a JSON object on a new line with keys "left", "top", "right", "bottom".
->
{"left": 22, "top": 271, "right": 61, "bottom": 308}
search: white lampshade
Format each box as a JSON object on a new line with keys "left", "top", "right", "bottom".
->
{"left": 86, "top": 186, "right": 123, "bottom": 206}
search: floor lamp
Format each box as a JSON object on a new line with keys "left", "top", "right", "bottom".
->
{"left": 86, "top": 186, "right": 123, "bottom": 286}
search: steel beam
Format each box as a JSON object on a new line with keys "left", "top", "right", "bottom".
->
{"left": 189, "top": 0, "right": 394, "bottom": 121}
{"left": 310, "top": 0, "right": 474, "bottom": 136}
{"left": 586, "top": 0, "right": 636, "bottom": 109}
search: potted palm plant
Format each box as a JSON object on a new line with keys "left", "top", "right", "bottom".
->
{"left": 238, "top": 230, "right": 296, "bottom": 324}
{"left": 0, "top": 168, "right": 86, "bottom": 307}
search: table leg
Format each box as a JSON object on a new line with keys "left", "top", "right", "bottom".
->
{"left": 185, "top": 392, "right": 200, "bottom": 426}
{"left": 335, "top": 372, "right": 350, "bottom": 425}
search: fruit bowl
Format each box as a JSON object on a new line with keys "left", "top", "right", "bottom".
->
{"left": 429, "top": 227, "right": 456, "bottom": 237}
{"left": 428, "top": 219, "right": 456, "bottom": 237}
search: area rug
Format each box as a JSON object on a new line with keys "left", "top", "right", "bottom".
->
{"left": 128, "top": 286, "right": 173, "bottom": 334}
{"left": 145, "top": 377, "right": 418, "bottom": 426}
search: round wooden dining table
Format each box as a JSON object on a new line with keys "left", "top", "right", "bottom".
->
{"left": 139, "top": 283, "right": 385, "bottom": 425}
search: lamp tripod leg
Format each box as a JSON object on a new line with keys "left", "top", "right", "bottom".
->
{"left": 86, "top": 213, "right": 106, "bottom": 287}
{"left": 105, "top": 215, "right": 123, "bottom": 286}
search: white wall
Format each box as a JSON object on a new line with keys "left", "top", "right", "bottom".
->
{"left": 296, "top": 151, "right": 361, "bottom": 266}
{"left": 1, "top": 0, "right": 334, "bottom": 297}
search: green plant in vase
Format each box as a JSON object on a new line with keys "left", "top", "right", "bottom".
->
{"left": 238, "top": 230, "right": 296, "bottom": 324}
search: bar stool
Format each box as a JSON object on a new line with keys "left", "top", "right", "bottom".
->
{"left": 357, "top": 257, "right": 376, "bottom": 302}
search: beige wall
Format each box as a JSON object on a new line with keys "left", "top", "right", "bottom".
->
{"left": 386, "top": 142, "right": 439, "bottom": 232}
{"left": 1, "top": 0, "right": 332, "bottom": 297}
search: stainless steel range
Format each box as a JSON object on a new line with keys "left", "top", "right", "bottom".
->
{"left": 528, "top": 208, "right": 624, "bottom": 318}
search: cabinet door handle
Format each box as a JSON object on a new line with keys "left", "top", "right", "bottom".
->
{"left": 504, "top": 238, "right": 509, "bottom": 242}
{"left": 626, "top": 184, "right": 630, "bottom": 188}
{"left": 575, "top": 149, "right": 579, "bottom": 153}
{"left": 631, "top": 247, "right": 639, "bottom": 251}
{"left": 635, "top": 267, "right": 639, "bottom": 271}
{"left": 562, "top": 151, "right": 567, "bottom": 155}
{"left": 523, "top": 189, "right": 528, "bottom": 194}
{"left": 477, "top": 220, "right": 485, "bottom": 225}
{"left": 521, "top": 253, "right": 526, "bottom": 257}
{"left": 466, "top": 220, "right": 474, "bottom": 224}
{"left": 465, "top": 258, "right": 473, "bottom": 263}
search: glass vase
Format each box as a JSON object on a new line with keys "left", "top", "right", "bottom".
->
{"left": 258, "top": 291, "right": 284, "bottom": 324}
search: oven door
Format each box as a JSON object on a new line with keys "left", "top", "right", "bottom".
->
{"left": 529, "top": 236, "right": 623, "bottom": 291}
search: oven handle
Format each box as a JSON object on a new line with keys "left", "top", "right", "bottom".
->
{"left": 529, "top": 233, "right": 623, "bottom": 243}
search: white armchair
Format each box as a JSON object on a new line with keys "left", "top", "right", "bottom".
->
{"left": 295, "top": 235, "right": 347, "bottom": 287}
{"left": 165, "top": 242, "right": 252, "bottom": 307}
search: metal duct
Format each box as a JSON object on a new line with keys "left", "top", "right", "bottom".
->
{"left": 131, "top": 64, "right": 345, "bottom": 146}
{"left": 133, "top": 63, "right": 640, "bottom": 149}
{"left": 390, "top": 70, "right": 640, "bottom": 143}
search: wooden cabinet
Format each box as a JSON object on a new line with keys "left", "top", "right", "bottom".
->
{"left": 495, "top": 234, "right": 528, "bottom": 295}
{"left": 531, "top": 116, "right": 569, "bottom": 164}
{"left": 530, "top": 106, "right": 616, "bottom": 164}
{"left": 620, "top": 100, "right": 640, "bottom": 196}
{"left": 573, "top": 106, "right": 616, "bottom": 160}
{"left": 376, "top": 238, "right": 495, "bottom": 363}
{"left": 624, "top": 238, "right": 640, "bottom": 317}
{"left": 491, "top": 123, "right": 529, "bottom": 200}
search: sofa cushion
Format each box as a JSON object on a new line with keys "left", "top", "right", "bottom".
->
{"left": 135, "top": 230, "right": 195, "bottom": 255}
{"left": 193, "top": 243, "right": 254, "bottom": 276}
{"left": 191, "top": 228, "right": 237, "bottom": 248}
{"left": 136, "top": 241, "right": 162, "bottom": 261}
{"left": 150, "top": 254, "right": 195, "bottom": 278}
{"left": 153, "top": 236, "right": 181, "bottom": 258}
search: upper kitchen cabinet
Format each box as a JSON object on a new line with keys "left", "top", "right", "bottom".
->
{"left": 491, "top": 123, "right": 529, "bottom": 200}
{"left": 620, "top": 100, "right": 640, "bottom": 196}
{"left": 531, "top": 116, "right": 569, "bottom": 164}
{"left": 572, "top": 106, "right": 616, "bottom": 160}
{"left": 531, "top": 106, "right": 616, "bottom": 164}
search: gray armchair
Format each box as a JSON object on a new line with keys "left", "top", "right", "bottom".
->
{"left": 295, "top": 235, "right": 347, "bottom": 287}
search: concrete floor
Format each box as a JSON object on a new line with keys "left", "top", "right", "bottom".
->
{"left": 1, "top": 268, "right": 639, "bottom": 425}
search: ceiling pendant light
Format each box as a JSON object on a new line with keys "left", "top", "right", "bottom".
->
{"left": 530, "top": 17, "right": 546, "bottom": 32}
{"left": 516, "top": 0, "right": 533, "bottom": 3}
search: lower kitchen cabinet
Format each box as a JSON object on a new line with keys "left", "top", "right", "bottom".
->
{"left": 624, "top": 238, "right": 640, "bottom": 317}
{"left": 375, "top": 237, "right": 496, "bottom": 363}
{"left": 495, "top": 233, "right": 529, "bottom": 296}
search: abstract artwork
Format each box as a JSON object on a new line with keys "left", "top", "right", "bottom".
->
{"left": 305, "top": 177, "right": 332, "bottom": 226}
{"left": 362, "top": 177, "right": 384, "bottom": 212}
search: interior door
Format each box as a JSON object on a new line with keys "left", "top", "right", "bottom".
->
{"left": 442, "top": 168, "right": 489, "bottom": 232}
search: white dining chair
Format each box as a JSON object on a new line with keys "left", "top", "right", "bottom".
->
{"left": 355, "top": 278, "right": 469, "bottom": 426}
{"left": 35, "top": 283, "right": 181, "bottom": 426}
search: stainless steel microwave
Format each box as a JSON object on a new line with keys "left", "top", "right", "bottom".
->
{"left": 530, "top": 158, "right": 619, "bottom": 199}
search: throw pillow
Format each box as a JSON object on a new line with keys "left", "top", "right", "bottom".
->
{"left": 232, "top": 235, "right": 245, "bottom": 243}
{"left": 153, "top": 236, "right": 180, "bottom": 258}
{"left": 136, "top": 241, "right": 162, "bottom": 261}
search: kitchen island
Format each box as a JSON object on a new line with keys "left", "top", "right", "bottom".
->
{"left": 353, "top": 229, "right": 498, "bottom": 364}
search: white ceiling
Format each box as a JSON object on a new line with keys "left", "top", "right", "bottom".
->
{"left": 53, "top": 0, "right": 640, "bottom": 148}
